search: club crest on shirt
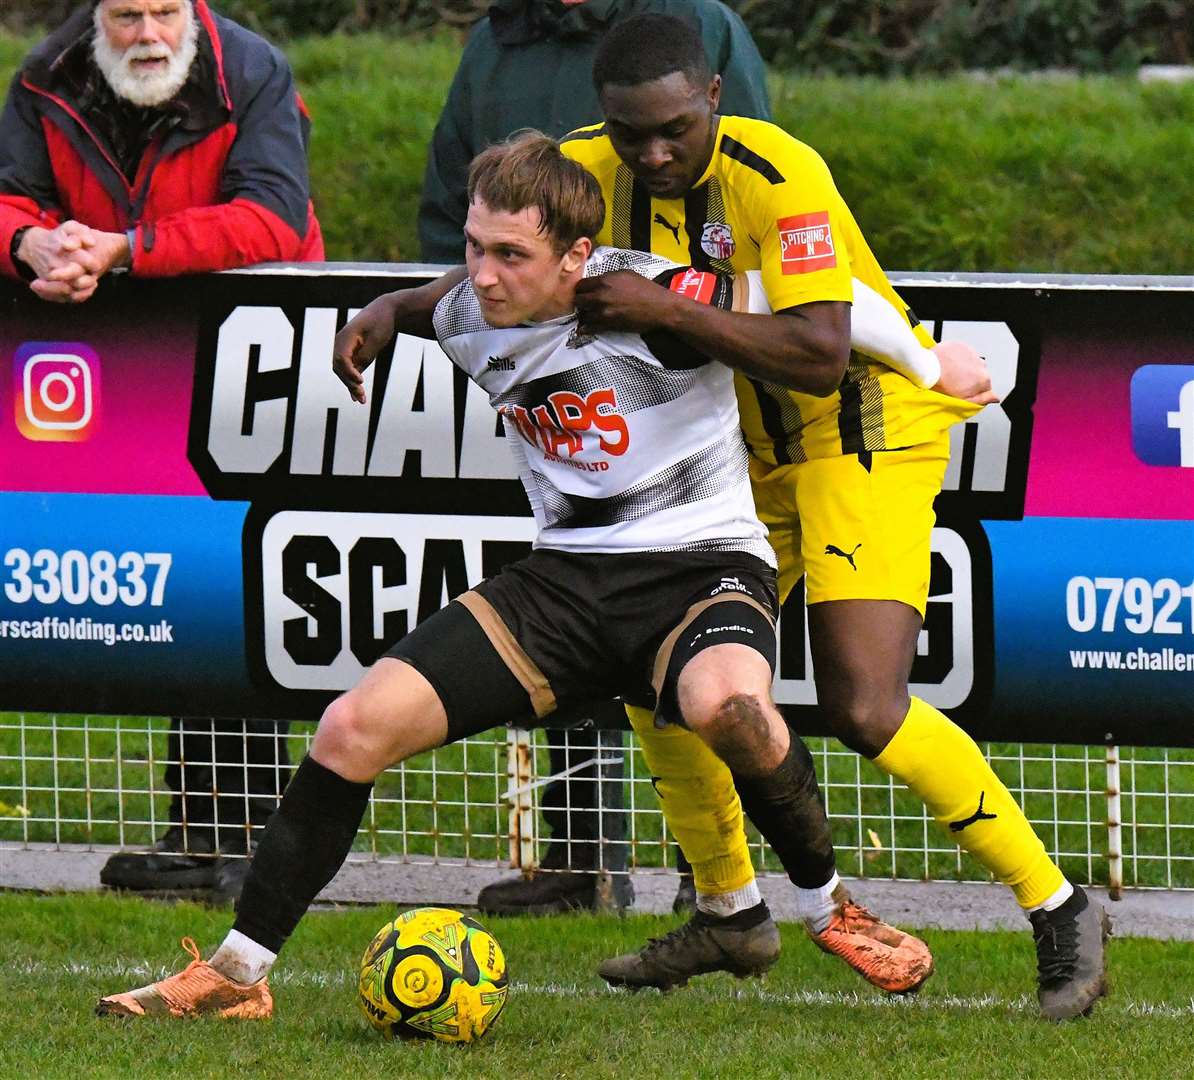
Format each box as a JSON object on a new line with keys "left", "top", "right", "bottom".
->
{"left": 565, "top": 318, "right": 596, "bottom": 349}
{"left": 700, "top": 221, "right": 735, "bottom": 261}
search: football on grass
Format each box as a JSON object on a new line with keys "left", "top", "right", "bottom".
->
{"left": 358, "top": 906, "right": 509, "bottom": 1043}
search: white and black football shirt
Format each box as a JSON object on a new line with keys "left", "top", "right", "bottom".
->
{"left": 431, "top": 247, "right": 774, "bottom": 567}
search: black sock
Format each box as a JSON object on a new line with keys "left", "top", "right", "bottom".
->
{"left": 731, "top": 735, "right": 837, "bottom": 889}
{"left": 233, "top": 755, "right": 373, "bottom": 954}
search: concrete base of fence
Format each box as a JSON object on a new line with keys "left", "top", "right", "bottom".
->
{"left": 2, "top": 842, "right": 1189, "bottom": 941}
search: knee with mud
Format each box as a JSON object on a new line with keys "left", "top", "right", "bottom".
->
{"left": 686, "top": 691, "right": 788, "bottom": 776}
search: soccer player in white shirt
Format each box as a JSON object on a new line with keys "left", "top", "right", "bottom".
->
{"left": 97, "top": 131, "right": 939, "bottom": 1018}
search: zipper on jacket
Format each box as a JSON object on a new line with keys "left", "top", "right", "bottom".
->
{"left": 129, "top": 136, "right": 164, "bottom": 223}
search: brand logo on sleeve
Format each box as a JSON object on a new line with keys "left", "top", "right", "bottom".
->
{"left": 949, "top": 791, "right": 997, "bottom": 832}
{"left": 777, "top": 211, "right": 836, "bottom": 274}
{"left": 669, "top": 268, "right": 717, "bottom": 305}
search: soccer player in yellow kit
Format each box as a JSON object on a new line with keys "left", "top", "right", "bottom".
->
{"left": 562, "top": 13, "right": 1108, "bottom": 1021}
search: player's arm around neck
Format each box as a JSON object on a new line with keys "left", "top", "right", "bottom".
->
{"left": 575, "top": 268, "right": 850, "bottom": 396}
{"left": 332, "top": 266, "right": 467, "bottom": 404}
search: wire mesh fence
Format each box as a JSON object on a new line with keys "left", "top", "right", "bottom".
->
{"left": 1, "top": 712, "right": 1191, "bottom": 892}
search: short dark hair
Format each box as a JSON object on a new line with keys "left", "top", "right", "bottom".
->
{"left": 592, "top": 13, "right": 712, "bottom": 93}
{"left": 467, "top": 130, "right": 605, "bottom": 254}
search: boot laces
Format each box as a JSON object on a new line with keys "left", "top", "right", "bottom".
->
{"left": 1033, "top": 912, "right": 1080, "bottom": 988}
{"left": 153, "top": 937, "right": 219, "bottom": 1010}
{"left": 837, "top": 897, "right": 879, "bottom": 929}
{"left": 640, "top": 915, "right": 720, "bottom": 962}
{"left": 643, "top": 923, "right": 698, "bottom": 957}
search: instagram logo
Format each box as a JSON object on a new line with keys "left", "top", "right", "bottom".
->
{"left": 14, "top": 342, "right": 101, "bottom": 442}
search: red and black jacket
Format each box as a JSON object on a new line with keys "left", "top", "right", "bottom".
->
{"left": 0, "top": 0, "right": 323, "bottom": 280}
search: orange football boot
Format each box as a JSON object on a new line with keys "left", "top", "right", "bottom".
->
{"left": 96, "top": 937, "right": 273, "bottom": 1019}
{"left": 807, "top": 885, "right": 934, "bottom": 994}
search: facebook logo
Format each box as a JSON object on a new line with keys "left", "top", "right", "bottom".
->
{"left": 1131, "top": 365, "right": 1194, "bottom": 467}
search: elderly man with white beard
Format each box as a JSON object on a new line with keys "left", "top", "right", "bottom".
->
{"left": 0, "top": 0, "right": 325, "bottom": 904}
{"left": 0, "top": 0, "right": 324, "bottom": 301}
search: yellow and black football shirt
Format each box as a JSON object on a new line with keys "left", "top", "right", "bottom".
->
{"left": 562, "top": 115, "right": 976, "bottom": 465}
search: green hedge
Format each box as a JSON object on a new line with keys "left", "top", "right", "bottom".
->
{"left": 0, "top": 1, "right": 485, "bottom": 38}
{"left": 2, "top": 1, "right": 1190, "bottom": 71}
{"left": 745, "top": 0, "right": 1192, "bottom": 73}
{"left": 3, "top": 31, "right": 1193, "bottom": 272}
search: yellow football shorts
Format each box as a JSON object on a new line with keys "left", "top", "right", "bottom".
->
{"left": 749, "top": 432, "right": 953, "bottom": 616}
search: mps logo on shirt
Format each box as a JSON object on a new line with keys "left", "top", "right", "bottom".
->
{"left": 777, "top": 211, "right": 836, "bottom": 274}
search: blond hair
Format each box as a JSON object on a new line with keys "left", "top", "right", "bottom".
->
{"left": 467, "top": 131, "right": 605, "bottom": 254}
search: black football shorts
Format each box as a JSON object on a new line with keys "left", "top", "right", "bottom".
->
{"left": 384, "top": 547, "right": 778, "bottom": 743}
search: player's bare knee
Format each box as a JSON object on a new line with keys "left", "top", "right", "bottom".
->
{"left": 696, "top": 692, "right": 785, "bottom": 776}
{"left": 312, "top": 693, "right": 388, "bottom": 780}
{"left": 821, "top": 687, "right": 908, "bottom": 758}
{"left": 312, "top": 693, "right": 361, "bottom": 760}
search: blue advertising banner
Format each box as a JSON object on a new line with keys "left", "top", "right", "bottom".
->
{"left": 0, "top": 492, "right": 251, "bottom": 714}
{"left": 988, "top": 517, "right": 1194, "bottom": 741}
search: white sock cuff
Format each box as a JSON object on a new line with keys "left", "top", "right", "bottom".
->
{"left": 1028, "top": 879, "right": 1075, "bottom": 914}
{"left": 210, "top": 929, "right": 277, "bottom": 986}
{"left": 797, "top": 871, "right": 840, "bottom": 908}
{"left": 695, "top": 879, "right": 763, "bottom": 918}
{"left": 794, "top": 871, "right": 841, "bottom": 931}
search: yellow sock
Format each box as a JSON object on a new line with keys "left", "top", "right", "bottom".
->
{"left": 873, "top": 697, "right": 1065, "bottom": 908}
{"left": 625, "top": 704, "right": 756, "bottom": 894}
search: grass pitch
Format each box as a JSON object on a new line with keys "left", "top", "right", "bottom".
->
{"left": 1, "top": 893, "right": 1192, "bottom": 1080}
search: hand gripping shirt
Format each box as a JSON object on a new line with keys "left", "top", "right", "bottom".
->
{"left": 431, "top": 247, "right": 774, "bottom": 566}
{"left": 562, "top": 115, "right": 980, "bottom": 465}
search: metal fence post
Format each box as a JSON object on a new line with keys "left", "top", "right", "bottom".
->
{"left": 505, "top": 726, "right": 536, "bottom": 872}
{"left": 1106, "top": 745, "right": 1122, "bottom": 901}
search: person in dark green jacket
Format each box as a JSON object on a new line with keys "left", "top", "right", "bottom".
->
{"left": 416, "top": 0, "right": 771, "bottom": 920}
{"left": 418, "top": 0, "right": 770, "bottom": 264}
